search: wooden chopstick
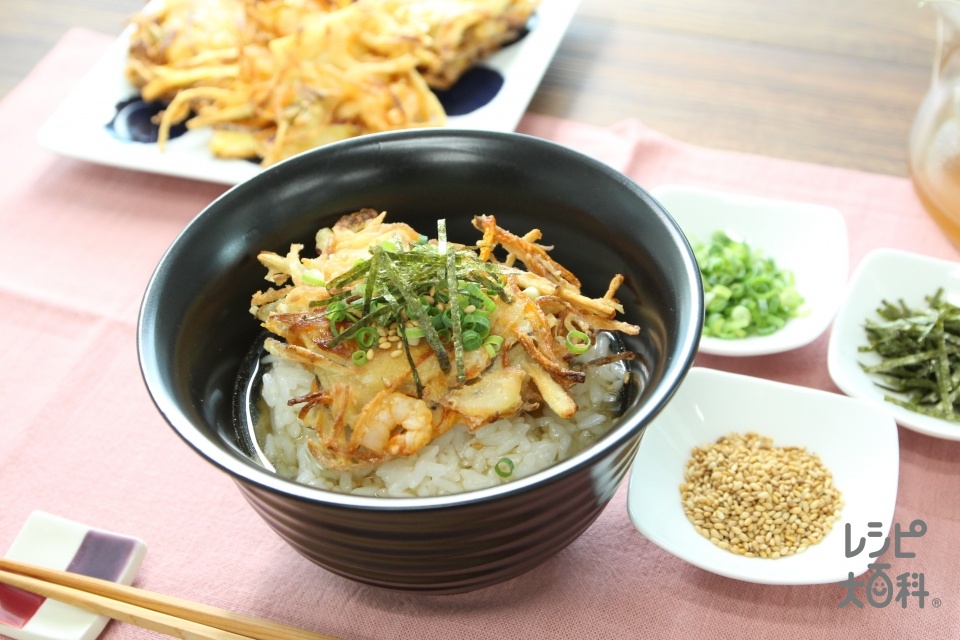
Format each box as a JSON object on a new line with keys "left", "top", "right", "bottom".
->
{"left": 0, "top": 558, "right": 341, "bottom": 640}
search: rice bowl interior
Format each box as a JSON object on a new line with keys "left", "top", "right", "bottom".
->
{"left": 237, "top": 210, "right": 641, "bottom": 497}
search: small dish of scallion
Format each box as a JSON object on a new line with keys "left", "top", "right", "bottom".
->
{"left": 828, "top": 248, "right": 960, "bottom": 440}
{"left": 651, "top": 185, "right": 849, "bottom": 357}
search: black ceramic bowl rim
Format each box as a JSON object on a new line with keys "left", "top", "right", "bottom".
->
{"left": 137, "top": 128, "right": 703, "bottom": 512}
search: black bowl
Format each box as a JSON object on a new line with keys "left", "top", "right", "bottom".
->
{"left": 138, "top": 129, "right": 703, "bottom": 593}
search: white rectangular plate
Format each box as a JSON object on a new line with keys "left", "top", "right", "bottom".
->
{"left": 37, "top": 0, "right": 579, "bottom": 185}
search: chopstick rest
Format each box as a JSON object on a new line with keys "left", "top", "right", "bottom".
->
{"left": 0, "top": 513, "right": 340, "bottom": 640}
{"left": 0, "top": 511, "right": 147, "bottom": 640}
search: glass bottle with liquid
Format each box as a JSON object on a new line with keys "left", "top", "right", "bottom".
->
{"left": 910, "top": 1, "right": 960, "bottom": 247}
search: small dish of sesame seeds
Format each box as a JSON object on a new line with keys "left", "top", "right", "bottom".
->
{"left": 627, "top": 367, "right": 899, "bottom": 585}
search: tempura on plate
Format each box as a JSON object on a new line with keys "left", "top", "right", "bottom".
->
{"left": 124, "top": 0, "right": 539, "bottom": 165}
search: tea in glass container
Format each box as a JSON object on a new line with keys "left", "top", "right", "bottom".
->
{"left": 909, "top": 0, "right": 960, "bottom": 248}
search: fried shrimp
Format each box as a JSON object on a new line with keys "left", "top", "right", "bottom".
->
{"left": 351, "top": 391, "right": 435, "bottom": 456}
{"left": 251, "top": 210, "right": 639, "bottom": 471}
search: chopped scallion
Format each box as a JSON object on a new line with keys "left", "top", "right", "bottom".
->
{"left": 495, "top": 457, "right": 515, "bottom": 478}
{"left": 461, "top": 329, "right": 482, "bottom": 351}
{"left": 301, "top": 269, "right": 325, "bottom": 286}
{"left": 694, "top": 231, "right": 803, "bottom": 339}
{"left": 566, "top": 330, "right": 591, "bottom": 355}
{"left": 355, "top": 326, "right": 378, "bottom": 350}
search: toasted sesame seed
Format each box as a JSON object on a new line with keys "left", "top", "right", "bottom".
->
{"left": 680, "top": 432, "right": 843, "bottom": 560}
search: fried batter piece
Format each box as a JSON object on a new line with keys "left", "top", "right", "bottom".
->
{"left": 250, "top": 210, "right": 639, "bottom": 471}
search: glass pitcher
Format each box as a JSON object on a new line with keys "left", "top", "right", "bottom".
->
{"left": 909, "top": 0, "right": 960, "bottom": 248}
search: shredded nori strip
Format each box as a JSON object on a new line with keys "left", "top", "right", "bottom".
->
{"left": 325, "top": 257, "right": 371, "bottom": 292}
{"left": 397, "top": 320, "right": 423, "bottom": 399}
{"left": 312, "top": 220, "right": 514, "bottom": 393}
{"left": 307, "top": 290, "right": 352, "bottom": 308}
{"left": 380, "top": 252, "right": 451, "bottom": 373}
{"left": 446, "top": 248, "right": 466, "bottom": 383}
{"left": 859, "top": 288, "right": 960, "bottom": 422}
{"left": 327, "top": 305, "right": 392, "bottom": 346}
{"left": 361, "top": 248, "right": 382, "bottom": 318}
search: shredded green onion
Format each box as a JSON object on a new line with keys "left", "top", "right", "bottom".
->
{"left": 566, "top": 330, "right": 591, "bottom": 355}
{"left": 694, "top": 231, "right": 804, "bottom": 339}
{"left": 351, "top": 350, "right": 367, "bottom": 366}
{"left": 495, "top": 457, "right": 515, "bottom": 478}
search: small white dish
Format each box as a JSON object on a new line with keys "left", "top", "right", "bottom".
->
{"left": 37, "top": 0, "right": 579, "bottom": 185}
{"left": 0, "top": 511, "right": 147, "bottom": 640}
{"left": 651, "top": 185, "right": 848, "bottom": 357}
{"left": 628, "top": 367, "right": 899, "bottom": 585}
{"left": 827, "top": 247, "right": 960, "bottom": 440}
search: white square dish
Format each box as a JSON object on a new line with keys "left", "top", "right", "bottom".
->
{"left": 651, "top": 184, "right": 848, "bottom": 357}
{"left": 628, "top": 368, "right": 899, "bottom": 585}
{"left": 827, "top": 247, "right": 960, "bottom": 440}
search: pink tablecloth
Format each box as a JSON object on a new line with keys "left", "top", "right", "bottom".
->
{"left": 3, "top": 28, "right": 960, "bottom": 640}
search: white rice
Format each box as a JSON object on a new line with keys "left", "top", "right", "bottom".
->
{"left": 257, "top": 334, "right": 628, "bottom": 497}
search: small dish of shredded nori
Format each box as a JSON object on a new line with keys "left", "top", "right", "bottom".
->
{"left": 859, "top": 288, "right": 960, "bottom": 422}
{"left": 827, "top": 247, "right": 960, "bottom": 441}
